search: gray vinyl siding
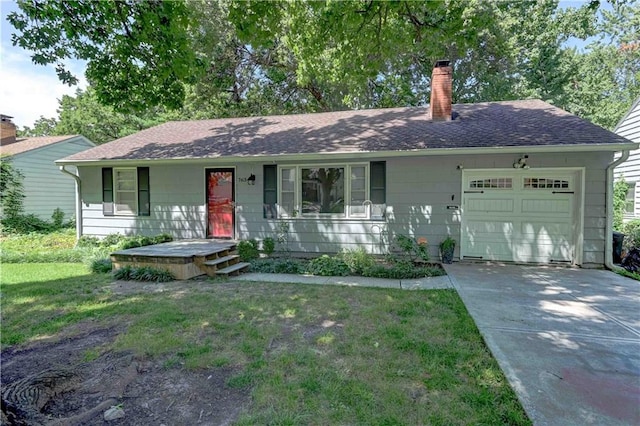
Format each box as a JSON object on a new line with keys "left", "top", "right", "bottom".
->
{"left": 10, "top": 137, "right": 93, "bottom": 220}
{"left": 614, "top": 100, "right": 640, "bottom": 219}
{"left": 78, "top": 150, "right": 610, "bottom": 266}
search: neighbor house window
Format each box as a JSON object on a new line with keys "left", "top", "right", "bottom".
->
{"left": 102, "top": 167, "right": 150, "bottom": 216}
{"left": 272, "top": 162, "right": 385, "bottom": 219}
{"left": 626, "top": 182, "right": 636, "bottom": 215}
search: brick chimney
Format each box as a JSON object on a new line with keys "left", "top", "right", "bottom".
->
{"left": 1, "top": 114, "right": 17, "bottom": 145}
{"left": 429, "top": 60, "right": 452, "bottom": 121}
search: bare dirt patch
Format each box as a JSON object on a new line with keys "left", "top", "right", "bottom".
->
{"left": 1, "top": 321, "right": 251, "bottom": 425}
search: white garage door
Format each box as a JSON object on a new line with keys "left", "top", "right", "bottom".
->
{"left": 461, "top": 171, "right": 579, "bottom": 264}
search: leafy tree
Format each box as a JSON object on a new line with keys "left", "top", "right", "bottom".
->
{"left": 8, "top": 0, "right": 201, "bottom": 112}
{"left": 562, "top": 2, "right": 640, "bottom": 129}
{"left": 17, "top": 116, "right": 59, "bottom": 137}
{"left": 9, "top": 0, "right": 637, "bottom": 130}
{"left": 55, "top": 88, "right": 166, "bottom": 144}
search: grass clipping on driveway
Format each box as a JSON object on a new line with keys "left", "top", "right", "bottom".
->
{"left": 2, "top": 264, "right": 530, "bottom": 425}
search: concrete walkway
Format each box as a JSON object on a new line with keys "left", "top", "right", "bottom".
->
{"left": 444, "top": 263, "right": 640, "bottom": 426}
{"left": 230, "top": 272, "right": 452, "bottom": 290}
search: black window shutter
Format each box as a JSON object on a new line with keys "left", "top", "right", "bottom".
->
{"left": 102, "top": 168, "right": 114, "bottom": 216}
{"left": 138, "top": 167, "right": 150, "bottom": 216}
{"left": 263, "top": 165, "right": 277, "bottom": 218}
{"left": 370, "top": 161, "right": 386, "bottom": 204}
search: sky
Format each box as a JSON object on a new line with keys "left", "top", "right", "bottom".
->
{"left": 0, "top": 0, "right": 86, "bottom": 129}
{"left": 0, "top": 0, "right": 601, "bottom": 129}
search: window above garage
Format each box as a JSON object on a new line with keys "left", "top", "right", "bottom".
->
{"left": 523, "top": 178, "right": 569, "bottom": 189}
{"left": 469, "top": 178, "right": 513, "bottom": 189}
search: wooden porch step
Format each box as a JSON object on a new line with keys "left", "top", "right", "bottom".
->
{"left": 203, "top": 255, "right": 240, "bottom": 267}
{"left": 215, "top": 262, "right": 251, "bottom": 276}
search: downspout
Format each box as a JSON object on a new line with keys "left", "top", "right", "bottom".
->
{"left": 59, "top": 166, "right": 83, "bottom": 240}
{"left": 605, "top": 150, "right": 630, "bottom": 271}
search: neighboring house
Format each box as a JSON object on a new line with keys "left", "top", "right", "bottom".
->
{"left": 0, "top": 115, "right": 95, "bottom": 221}
{"left": 56, "top": 62, "right": 637, "bottom": 268}
{"left": 614, "top": 98, "right": 640, "bottom": 221}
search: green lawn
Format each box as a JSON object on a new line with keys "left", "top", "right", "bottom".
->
{"left": 1, "top": 262, "right": 531, "bottom": 425}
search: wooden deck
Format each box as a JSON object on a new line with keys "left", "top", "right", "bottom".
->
{"left": 110, "top": 240, "right": 250, "bottom": 279}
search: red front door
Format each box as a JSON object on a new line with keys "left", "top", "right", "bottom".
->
{"left": 206, "top": 169, "right": 234, "bottom": 239}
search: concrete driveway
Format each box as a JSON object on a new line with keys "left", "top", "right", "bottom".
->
{"left": 444, "top": 263, "right": 640, "bottom": 426}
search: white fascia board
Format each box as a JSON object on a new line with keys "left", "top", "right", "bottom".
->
{"left": 55, "top": 142, "right": 640, "bottom": 167}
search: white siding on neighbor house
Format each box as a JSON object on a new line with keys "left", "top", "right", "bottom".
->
{"left": 78, "top": 150, "right": 611, "bottom": 266}
{"left": 614, "top": 100, "right": 640, "bottom": 219}
{"left": 11, "top": 137, "right": 93, "bottom": 220}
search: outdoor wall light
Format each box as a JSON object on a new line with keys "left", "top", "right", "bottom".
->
{"left": 247, "top": 174, "right": 256, "bottom": 185}
{"left": 513, "top": 155, "right": 530, "bottom": 169}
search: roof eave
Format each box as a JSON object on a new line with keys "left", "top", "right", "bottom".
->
{"left": 55, "top": 142, "right": 639, "bottom": 167}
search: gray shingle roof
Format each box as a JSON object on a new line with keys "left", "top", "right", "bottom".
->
{"left": 1, "top": 135, "right": 80, "bottom": 157}
{"left": 59, "top": 100, "right": 634, "bottom": 163}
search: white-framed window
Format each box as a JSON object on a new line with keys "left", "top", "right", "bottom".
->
{"left": 114, "top": 168, "right": 138, "bottom": 215}
{"left": 277, "top": 163, "right": 371, "bottom": 218}
{"left": 626, "top": 182, "right": 636, "bottom": 214}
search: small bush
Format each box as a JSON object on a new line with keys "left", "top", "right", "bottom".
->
{"left": 153, "top": 233, "right": 173, "bottom": 244}
{"left": 90, "top": 258, "right": 113, "bottom": 274}
{"left": 113, "top": 265, "right": 174, "bottom": 282}
{"left": 77, "top": 233, "right": 173, "bottom": 251}
{"left": 238, "top": 239, "right": 260, "bottom": 261}
{"left": 340, "top": 247, "right": 376, "bottom": 275}
{"left": 77, "top": 235, "right": 101, "bottom": 248}
{"left": 363, "top": 261, "right": 444, "bottom": 279}
{"left": 262, "top": 237, "right": 275, "bottom": 255}
{"left": 120, "top": 235, "right": 155, "bottom": 249}
{"left": 250, "top": 258, "right": 307, "bottom": 274}
{"left": 102, "top": 233, "right": 127, "bottom": 248}
{"left": 393, "top": 235, "right": 429, "bottom": 262}
{"left": 1, "top": 214, "right": 52, "bottom": 234}
{"left": 623, "top": 219, "right": 640, "bottom": 250}
{"left": 51, "top": 208, "right": 65, "bottom": 228}
{"left": 305, "top": 255, "right": 350, "bottom": 276}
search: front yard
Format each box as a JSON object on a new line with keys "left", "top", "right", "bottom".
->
{"left": 1, "top": 260, "right": 531, "bottom": 425}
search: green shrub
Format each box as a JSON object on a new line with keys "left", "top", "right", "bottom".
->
{"left": 340, "top": 247, "right": 376, "bottom": 275}
{"left": 262, "top": 237, "right": 275, "bottom": 255}
{"left": 51, "top": 208, "right": 65, "bottom": 228}
{"left": 305, "top": 255, "right": 350, "bottom": 276}
{"left": 120, "top": 235, "right": 155, "bottom": 249}
{"left": 77, "top": 235, "right": 101, "bottom": 248}
{"left": 363, "top": 261, "right": 444, "bottom": 279}
{"left": 78, "top": 233, "right": 173, "bottom": 251}
{"left": 623, "top": 219, "right": 640, "bottom": 249}
{"left": 238, "top": 239, "right": 260, "bottom": 261}
{"left": 113, "top": 265, "right": 174, "bottom": 282}
{"left": 102, "top": 233, "right": 127, "bottom": 248}
{"left": 1, "top": 214, "right": 52, "bottom": 234}
{"left": 0, "top": 158, "right": 25, "bottom": 220}
{"left": 153, "top": 233, "right": 173, "bottom": 244}
{"left": 90, "top": 258, "right": 113, "bottom": 274}
{"left": 614, "top": 179, "right": 630, "bottom": 232}
{"left": 393, "top": 235, "right": 429, "bottom": 262}
{"left": 250, "top": 258, "right": 307, "bottom": 274}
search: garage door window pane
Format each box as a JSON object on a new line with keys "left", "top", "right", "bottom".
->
{"left": 469, "top": 178, "right": 512, "bottom": 189}
{"left": 524, "top": 178, "right": 569, "bottom": 189}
